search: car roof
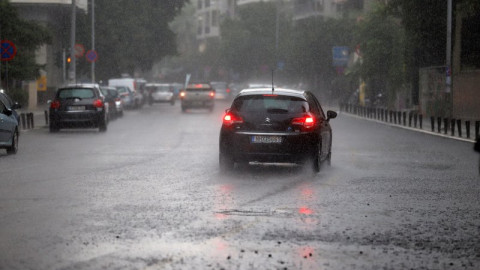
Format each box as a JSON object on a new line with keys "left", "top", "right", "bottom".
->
{"left": 237, "top": 88, "right": 308, "bottom": 99}
{"left": 62, "top": 83, "right": 100, "bottom": 89}
{"left": 146, "top": 83, "right": 170, "bottom": 86}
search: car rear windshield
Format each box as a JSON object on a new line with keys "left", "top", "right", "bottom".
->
{"left": 232, "top": 95, "right": 309, "bottom": 114}
{"left": 57, "top": 88, "right": 95, "bottom": 99}
{"left": 115, "top": 87, "right": 130, "bottom": 94}
{"left": 186, "top": 88, "right": 212, "bottom": 92}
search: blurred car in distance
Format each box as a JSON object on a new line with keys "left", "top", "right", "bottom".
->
{"left": 0, "top": 95, "right": 19, "bottom": 154}
{"left": 114, "top": 86, "right": 135, "bottom": 109}
{"left": 179, "top": 83, "right": 215, "bottom": 112}
{"left": 219, "top": 88, "right": 336, "bottom": 172}
{"left": 210, "top": 81, "right": 232, "bottom": 100}
{"left": 108, "top": 78, "right": 144, "bottom": 108}
{"left": 49, "top": 84, "right": 109, "bottom": 132}
{"left": 145, "top": 83, "right": 175, "bottom": 105}
{"left": 100, "top": 86, "right": 124, "bottom": 118}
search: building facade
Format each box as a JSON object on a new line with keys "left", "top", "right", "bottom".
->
{"left": 195, "top": 0, "right": 236, "bottom": 40}
{"left": 10, "top": 0, "right": 88, "bottom": 105}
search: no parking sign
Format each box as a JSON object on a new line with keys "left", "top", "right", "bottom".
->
{"left": 1, "top": 40, "right": 17, "bottom": 61}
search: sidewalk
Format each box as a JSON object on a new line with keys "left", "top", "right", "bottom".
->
{"left": 340, "top": 109, "right": 478, "bottom": 143}
{"left": 17, "top": 103, "right": 49, "bottom": 130}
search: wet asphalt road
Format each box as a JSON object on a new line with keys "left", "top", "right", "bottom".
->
{"left": 0, "top": 100, "right": 479, "bottom": 270}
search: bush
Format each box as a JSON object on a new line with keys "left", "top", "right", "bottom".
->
{"left": 6, "top": 88, "right": 29, "bottom": 106}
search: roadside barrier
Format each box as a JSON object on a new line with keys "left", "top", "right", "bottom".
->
{"left": 44, "top": 110, "right": 49, "bottom": 125}
{"left": 340, "top": 103, "right": 478, "bottom": 140}
{"left": 20, "top": 113, "right": 35, "bottom": 130}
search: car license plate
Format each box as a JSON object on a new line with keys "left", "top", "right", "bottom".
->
{"left": 251, "top": 135, "right": 282, "bottom": 144}
{"left": 68, "top": 106, "right": 85, "bottom": 111}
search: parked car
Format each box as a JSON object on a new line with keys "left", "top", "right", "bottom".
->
{"left": 49, "top": 84, "right": 109, "bottom": 132}
{"left": 145, "top": 83, "right": 175, "bottom": 105}
{"left": 0, "top": 95, "right": 19, "bottom": 154}
{"left": 179, "top": 83, "right": 215, "bottom": 112}
{"left": 108, "top": 78, "right": 144, "bottom": 108}
{"left": 0, "top": 90, "right": 21, "bottom": 124}
{"left": 100, "top": 86, "right": 124, "bottom": 118}
{"left": 114, "top": 86, "right": 135, "bottom": 109}
{"left": 219, "top": 88, "right": 337, "bottom": 172}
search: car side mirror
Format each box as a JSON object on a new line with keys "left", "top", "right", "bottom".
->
{"left": 3, "top": 108, "right": 13, "bottom": 116}
{"left": 326, "top": 110, "right": 337, "bottom": 121}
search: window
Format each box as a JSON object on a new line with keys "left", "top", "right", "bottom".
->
{"left": 197, "top": 0, "right": 202, "bottom": 9}
{"left": 58, "top": 88, "right": 95, "bottom": 99}
{"left": 205, "top": 12, "right": 210, "bottom": 34}
{"left": 233, "top": 95, "right": 309, "bottom": 114}
{"left": 197, "top": 18, "right": 203, "bottom": 35}
{"left": 211, "top": 10, "right": 218, "bottom": 27}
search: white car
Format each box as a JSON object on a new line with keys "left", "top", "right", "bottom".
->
{"left": 146, "top": 83, "right": 175, "bottom": 105}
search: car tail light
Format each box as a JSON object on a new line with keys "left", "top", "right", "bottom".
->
{"left": 226, "top": 88, "right": 231, "bottom": 93}
{"left": 93, "top": 99, "right": 104, "bottom": 108}
{"left": 209, "top": 91, "right": 215, "bottom": 98}
{"left": 50, "top": 100, "right": 61, "bottom": 109}
{"left": 223, "top": 112, "right": 243, "bottom": 126}
{"left": 292, "top": 113, "right": 316, "bottom": 129}
{"left": 179, "top": 91, "right": 186, "bottom": 99}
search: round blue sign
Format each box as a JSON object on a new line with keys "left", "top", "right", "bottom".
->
{"left": 85, "top": 50, "right": 98, "bottom": 63}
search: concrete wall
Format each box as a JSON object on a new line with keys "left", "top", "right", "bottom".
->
{"left": 453, "top": 70, "right": 480, "bottom": 121}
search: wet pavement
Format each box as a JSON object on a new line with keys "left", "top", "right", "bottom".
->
{"left": 0, "top": 101, "right": 479, "bottom": 269}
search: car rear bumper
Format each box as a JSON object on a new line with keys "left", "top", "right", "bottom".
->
{"left": 182, "top": 100, "right": 214, "bottom": 108}
{"left": 220, "top": 130, "right": 318, "bottom": 163}
{"left": 152, "top": 94, "right": 173, "bottom": 102}
{"left": 50, "top": 110, "right": 105, "bottom": 128}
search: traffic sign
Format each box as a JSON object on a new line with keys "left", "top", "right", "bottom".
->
{"left": 332, "top": 46, "right": 349, "bottom": 67}
{"left": 1, "top": 40, "right": 17, "bottom": 61}
{"left": 74, "top": 43, "right": 85, "bottom": 58}
{"left": 85, "top": 50, "right": 98, "bottom": 63}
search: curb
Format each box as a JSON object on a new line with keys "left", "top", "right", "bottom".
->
{"left": 341, "top": 112, "right": 476, "bottom": 143}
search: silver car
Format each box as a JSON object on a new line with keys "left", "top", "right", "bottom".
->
{"left": 146, "top": 83, "right": 175, "bottom": 105}
{"left": 0, "top": 96, "right": 19, "bottom": 154}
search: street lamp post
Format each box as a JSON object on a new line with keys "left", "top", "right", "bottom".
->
{"left": 446, "top": 0, "right": 453, "bottom": 117}
{"left": 69, "top": 0, "right": 76, "bottom": 83}
{"left": 91, "top": 0, "right": 95, "bottom": 83}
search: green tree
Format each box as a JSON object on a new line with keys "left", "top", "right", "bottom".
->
{"left": 353, "top": 4, "right": 406, "bottom": 107}
{"left": 285, "top": 17, "right": 356, "bottom": 97}
{"left": 93, "top": 0, "right": 188, "bottom": 81}
{"left": 220, "top": 2, "right": 290, "bottom": 82}
{"left": 0, "top": 0, "right": 51, "bottom": 87}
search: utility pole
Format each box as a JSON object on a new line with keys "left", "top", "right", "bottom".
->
{"left": 69, "top": 0, "right": 76, "bottom": 83}
{"left": 91, "top": 0, "right": 95, "bottom": 83}
{"left": 446, "top": 0, "right": 453, "bottom": 116}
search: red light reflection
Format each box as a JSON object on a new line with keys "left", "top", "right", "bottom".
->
{"left": 299, "top": 206, "right": 313, "bottom": 215}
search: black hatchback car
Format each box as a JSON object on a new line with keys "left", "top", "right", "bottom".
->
{"left": 49, "top": 84, "right": 109, "bottom": 132}
{"left": 219, "top": 88, "right": 337, "bottom": 172}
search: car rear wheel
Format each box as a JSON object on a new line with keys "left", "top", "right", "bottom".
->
{"left": 6, "top": 129, "right": 18, "bottom": 155}
{"left": 99, "top": 118, "right": 107, "bottom": 132}
{"left": 181, "top": 105, "right": 187, "bottom": 112}
{"left": 49, "top": 122, "right": 59, "bottom": 133}
{"left": 326, "top": 151, "right": 332, "bottom": 166}
{"left": 311, "top": 143, "right": 321, "bottom": 173}
{"left": 219, "top": 152, "right": 234, "bottom": 173}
